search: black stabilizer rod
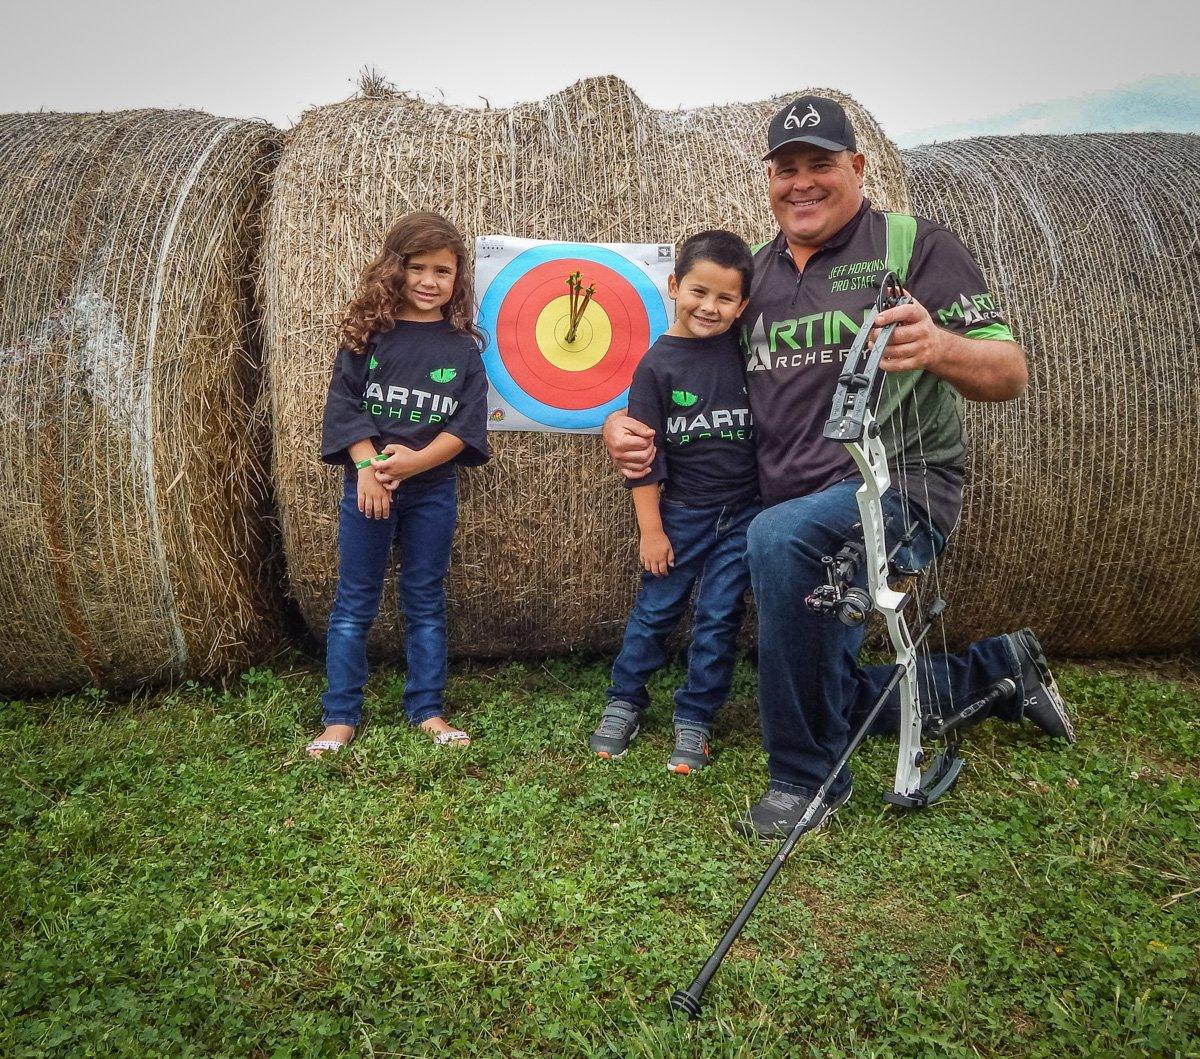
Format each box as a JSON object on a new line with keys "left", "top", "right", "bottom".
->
{"left": 669, "top": 600, "right": 946, "bottom": 1020}
{"left": 925, "top": 678, "right": 1017, "bottom": 739}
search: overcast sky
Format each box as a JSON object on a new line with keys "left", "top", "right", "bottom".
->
{"left": 2, "top": 0, "right": 1197, "bottom": 144}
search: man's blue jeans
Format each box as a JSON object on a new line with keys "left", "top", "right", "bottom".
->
{"left": 746, "top": 479, "right": 1021, "bottom": 795}
{"left": 321, "top": 474, "right": 457, "bottom": 728}
{"left": 608, "top": 498, "right": 760, "bottom": 730}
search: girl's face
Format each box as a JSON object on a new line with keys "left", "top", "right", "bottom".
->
{"left": 399, "top": 247, "right": 458, "bottom": 321}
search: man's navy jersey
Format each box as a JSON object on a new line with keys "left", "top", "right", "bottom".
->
{"left": 321, "top": 318, "right": 490, "bottom": 489}
{"left": 740, "top": 201, "right": 1014, "bottom": 536}
{"left": 625, "top": 331, "right": 758, "bottom": 506}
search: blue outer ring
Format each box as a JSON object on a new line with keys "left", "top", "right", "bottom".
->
{"left": 479, "top": 243, "right": 669, "bottom": 429}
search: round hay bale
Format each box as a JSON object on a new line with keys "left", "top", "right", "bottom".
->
{"left": 904, "top": 133, "right": 1200, "bottom": 656}
{"left": 263, "top": 76, "right": 908, "bottom": 658}
{"left": 0, "top": 109, "right": 284, "bottom": 691}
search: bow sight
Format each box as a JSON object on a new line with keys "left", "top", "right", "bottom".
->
{"left": 805, "top": 517, "right": 921, "bottom": 628}
{"left": 806, "top": 540, "right": 873, "bottom": 626}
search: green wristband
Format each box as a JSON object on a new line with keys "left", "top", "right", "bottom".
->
{"left": 354, "top": 453, "right": 389, "bottom": 470}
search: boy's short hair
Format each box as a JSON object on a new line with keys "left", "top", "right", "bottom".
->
{"left": 675, "top": 230, "right": 754, "bottom": 299}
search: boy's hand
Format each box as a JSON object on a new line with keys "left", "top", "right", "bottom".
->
{"left": 374, "top": 443, "right": 421, "bottom": 485}
{"left": 603, "top": 413, "right": 656, "bottom": 479}
{"left": 357, "top": 467, "right": 392, "bottom": 519}
{"left": 640, "top": 529, "right": 674, "bottom": 577}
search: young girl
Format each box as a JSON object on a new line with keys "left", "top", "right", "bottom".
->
{"left": 306, "top": 212, "right": 489, "bottom": 756}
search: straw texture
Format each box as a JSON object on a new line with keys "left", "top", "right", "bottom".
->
{"left": 263, "top": 76, "right": 909, "bottom": 658}
{"left": 904, "top": 134, "right": 1200, "bottom": 655}
{"left": 0, "top": 109, "right": 283, "bottom": 691}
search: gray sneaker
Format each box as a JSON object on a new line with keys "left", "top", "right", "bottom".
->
{"left": 1006, "top": 628, "right": 1077, "bottom": 743}
{"left": 589, "top": 702, "right": 640, "bottom": 760}
{"left": 667, "top": 725, "right": 711, "bottom": 775}
{"left": 734, "top": 783, "right": 852, "bottom": 841}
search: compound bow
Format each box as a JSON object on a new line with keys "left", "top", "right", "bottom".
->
{"left": 811, "top": 269, "right": 996, "bottom": 806}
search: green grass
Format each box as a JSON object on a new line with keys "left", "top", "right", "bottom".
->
{"left": 1, "top": 657, "right": 1198, "bottom": 1057}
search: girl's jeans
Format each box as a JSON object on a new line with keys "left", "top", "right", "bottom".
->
{"left": 608, "top": 497, "right": 760, "bottom": 730}
{"left": 321, "top": 474, "right": 457, "bottom": 728}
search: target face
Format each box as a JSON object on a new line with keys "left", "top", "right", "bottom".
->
{"left": 477, "top": 241, "right": 671, "bottom": 430}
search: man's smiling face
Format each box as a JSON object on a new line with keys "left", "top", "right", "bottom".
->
{"left": 768, "top": 144, "right": 866, "bottom": 251}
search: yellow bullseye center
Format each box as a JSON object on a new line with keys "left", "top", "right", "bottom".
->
{"left": 536, "top": 295, "right": 612, "bottom": 370}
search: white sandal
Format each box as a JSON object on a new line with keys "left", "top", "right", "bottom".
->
{"left": 432, "top": 728, "right": 470, "bottom": 747}
{"left": 305, "top": 726, "right": 356, "bottom": 757}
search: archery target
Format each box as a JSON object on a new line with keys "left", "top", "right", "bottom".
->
{"left": 478, "top": 242, "right": 671, "bottom": 430}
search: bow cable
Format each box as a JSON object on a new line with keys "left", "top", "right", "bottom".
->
{"left": 869, "top": 279, "right": 958, "bottom": 754}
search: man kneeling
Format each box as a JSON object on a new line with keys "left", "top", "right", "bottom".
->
{"left": 604, "top": 95, "right": 1076, "bottom": 840}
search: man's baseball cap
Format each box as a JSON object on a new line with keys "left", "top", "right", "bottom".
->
{"left": 763, "top": 95, "right": 858, "bottom": 160}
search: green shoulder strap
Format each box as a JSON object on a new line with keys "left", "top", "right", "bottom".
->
{"left": 750, "top": 240, "right": 770, "bottom": 254}
{"left": 884, "top": 212, "right": 917, "bottom": 285}
{"left": 874, "top": 211, "right": 925, "bottom": 427}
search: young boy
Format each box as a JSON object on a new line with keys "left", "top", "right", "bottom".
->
{"left": 589, "top": 230, "right": 759, "bottom": 774}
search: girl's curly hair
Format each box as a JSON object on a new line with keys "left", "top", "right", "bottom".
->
{"left": 338, "top": 211, "right": 483, "bottom": 354}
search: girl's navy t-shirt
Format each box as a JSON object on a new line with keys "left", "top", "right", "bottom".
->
{"left": 321, "top": 318, "right": 490, "bottom": 489}
{"left": 625, "top": 331, "right": 758, "bottom": 506}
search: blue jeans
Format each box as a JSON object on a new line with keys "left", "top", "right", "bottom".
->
{"left": 321, "top": 474, "right": 457, "bottom": 728}
{"left": 747, "top": 479, "right": 1021, "bottom": 795}
{"left": 608, "top": 498, "right": 760, "bottom": 730}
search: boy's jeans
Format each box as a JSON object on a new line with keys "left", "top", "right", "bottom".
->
{"left": 321, "top": 475, "right": 457, "bottom": 728}
{"left": 608, "top": 497, "right": 760, "bottom": 730}
{"left": 747, "top": 478, "right": 1021, "bottom": 796}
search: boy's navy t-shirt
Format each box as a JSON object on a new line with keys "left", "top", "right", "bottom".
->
{"left": 625, "top": 331, "right": 758, "bottom": 506}
{"left": 320, "top": 318, "right": 490, "bottom": 489}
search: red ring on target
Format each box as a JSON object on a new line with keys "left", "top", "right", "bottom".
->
{"left": 495, "top": 259, "right": 650, "bottom": 410}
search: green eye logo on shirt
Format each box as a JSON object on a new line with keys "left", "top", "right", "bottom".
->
{"left": 671, "top": 390, "right": 699, "bottom": 408}
{"left": 368, "top": 355, "right": 379, "bottom": 371}
{"left": 429, "top": 367, "right": 457, "bottom": 383}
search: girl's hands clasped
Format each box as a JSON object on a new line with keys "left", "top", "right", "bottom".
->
{"left": 356, "top": 466, "right": 393, "bottom": 519}
{"left": 374, "top": 443, "right": 422, "bottom": 490}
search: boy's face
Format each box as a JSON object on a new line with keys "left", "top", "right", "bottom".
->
{"left": 666, "top": 259, "right": 749, "bottom": 340}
